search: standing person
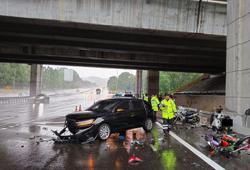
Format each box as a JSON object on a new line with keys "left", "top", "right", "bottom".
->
{"left": 169, "top": 94, "right": 177, "bottom": 115}
{"left": 158, "top": 93, "right": 163, "bottom": 102}
{"left": 143, "top": 93, "right": 149, "bottom": 103}
{"left": 151, "top": 94, "right": 160, "bottom": 121}
{"left": 160, "top": 94, "right": 175, "bottom": 132}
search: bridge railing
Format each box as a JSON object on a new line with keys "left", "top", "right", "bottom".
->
{"left": 0, "top": 96, "right": 34, "bottom": 105}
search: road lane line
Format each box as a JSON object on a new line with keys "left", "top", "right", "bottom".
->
{"left": 33, "top": 122, "right": 64, "bottom": 125}
{"left": 0, "top": 117, "right": 14, "bottom": 121}
{"left": 150, "top": 144, "right": 157, "bottom": 152}
{"left": 155, "top": 122, "right": 225, "bottom": 170}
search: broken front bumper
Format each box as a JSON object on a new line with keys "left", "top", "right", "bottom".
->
{"left": 52, "top": 124, "right": 99, "bottom": 144}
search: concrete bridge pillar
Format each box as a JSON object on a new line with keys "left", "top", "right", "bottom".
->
{"left": 147, "top": 71, "right": 159, "bottom": 96}
{"left": 226, "top": 1, "right": 250, "bottom": 134}
{"left": 29, "top": 64, "right": 42, "bottom": 97}
{"left": 136, "top": 70, "right": 142, "bottom": 98}
{"left": 226, "top": 1, "right": 250, "bottom": 114}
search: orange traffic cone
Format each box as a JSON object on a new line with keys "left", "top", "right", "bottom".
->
{"left": 79, "top": 104, "right": 82, "bottom": 111}
{"left": 75, "top": 106, "right": 78, "bottom": 112}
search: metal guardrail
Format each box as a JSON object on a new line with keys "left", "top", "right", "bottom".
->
{"left": 0, "top": 97, "right": 34, "bottom": 105}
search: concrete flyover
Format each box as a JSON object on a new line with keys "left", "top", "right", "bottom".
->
{"left": 0, "top": 0, "right": 227, "bottom": 73}
{"left": 0, "top": 0, "right": 227, "bottom": 34}
{"left": 0, "top": 15, "right": 226, "bottom": 73}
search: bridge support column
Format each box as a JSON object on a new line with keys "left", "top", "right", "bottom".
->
{"left": 226, "top": 1, "right": 250, "bottom": 134}
{"left": 136, "top": 70, "right": 142, "bottom": 98}
{"left": 30, "top": 64, "right": 42, "bottom": 97}
{"left": 147, "top": 71, "right": 159, "bottom": 96}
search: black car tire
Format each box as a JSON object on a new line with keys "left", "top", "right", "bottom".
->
{"left": 98, "top": 123, "right": 111, "bottom": 141}
{"left": 143, "top": 118, "right": 153, "bottom": 132}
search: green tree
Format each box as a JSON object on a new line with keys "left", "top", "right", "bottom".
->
{"left": 0, "top": 63, "right": 30, "bottom": 88}
{"left": 160, "top": 72, "right": 202, "bottom": 93}
{"left": 41, "top": 67, "right": 95, "bottom": 90}
{"left": 107, "top": 76, "right": 118, "bottom": 92}
{"left": 117, "top": 72, "right": 135, "bottom": 92}
{"left": 107, "top": 72, "right": 135, "bottom": 92}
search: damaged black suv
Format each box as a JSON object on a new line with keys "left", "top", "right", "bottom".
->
{"left": 65, "top": 98, "right": 155, "bottom": 141}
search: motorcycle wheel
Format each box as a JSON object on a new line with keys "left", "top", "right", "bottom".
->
{"left": 234, "top": 136, "right": 250, "bottom": 154}
{"left": 193, "top": 116, "right": 200, "bottom": 124}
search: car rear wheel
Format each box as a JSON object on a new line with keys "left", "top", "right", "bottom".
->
{"left": 98, "top": 123, "right": 111, "bottom": 140}
{"left": 143, "top": 118, "right": 153, "bottom": 132}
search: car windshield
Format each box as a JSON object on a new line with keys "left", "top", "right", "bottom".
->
{"left": 87, "top": 100, "right": 119, "bottom": 113}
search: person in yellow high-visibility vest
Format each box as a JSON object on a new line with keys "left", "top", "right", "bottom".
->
{"left": 143, "top": 93, "right": 149, "bottom": 103}
{"left": 151, "top": 94, "right": 160, "bottom": 121}
{"left": 169, "top": 94, "right": 177, "bottom": 114}
{"left": 160, "top": 94, "right": 175, "bottom": 126}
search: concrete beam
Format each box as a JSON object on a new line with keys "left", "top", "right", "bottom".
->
{"left": 0, "top": 0, "right": 227, "bottom": 35}
{"left": 0, "top": 52, "right": 225, "bottom": 73}
{"left": 0, "top": 16, "right": 226, "bottom": 73}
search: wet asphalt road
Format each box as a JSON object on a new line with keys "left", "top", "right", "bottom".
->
{"left": 0, "top": 124, "right": 214, "bottom": 170}
{"left": 0, "top": 91, "right": 250, "bottom": 170}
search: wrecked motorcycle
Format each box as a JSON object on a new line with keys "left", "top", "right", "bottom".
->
{"left": 205, "top": 134, "right": 250, "bottom": 157}
{"left": 210, "top": 107, "right": 233, "bottom": 132}
{"left": 173, "top": 106, "right": 200, "bottom": 125}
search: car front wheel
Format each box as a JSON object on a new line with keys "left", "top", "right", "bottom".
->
{"left": 143, "top": 118, "right": 153, "bottom": 132}
{"left": 98, "top": 123, "right": 111, "bottom": 140}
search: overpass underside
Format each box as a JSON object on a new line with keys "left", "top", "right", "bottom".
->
{"left": 0, "top": 16, "right": 226, "bottom": 73}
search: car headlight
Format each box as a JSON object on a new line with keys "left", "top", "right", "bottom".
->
{"left": 76, "top": 119, "right": 94, "bottom": 127}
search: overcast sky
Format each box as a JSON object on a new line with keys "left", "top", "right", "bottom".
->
{"left": 45, "top": 65, "right": 136, "bottom": 79}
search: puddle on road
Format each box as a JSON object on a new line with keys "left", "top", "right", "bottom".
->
{"left": 32, "top": 103, "right": 46, "bottom": 117}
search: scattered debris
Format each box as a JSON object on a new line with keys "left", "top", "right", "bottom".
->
{"left": 105, "top": 144, "right": 110, "bottom": 151}
{"left": 128, "top": 155, "right": 143, "bottom": 165}
{"left": 191, "top": 162, "right": 201, "bottom": 167}
{"left": 81, "top": 136, "right": 97, "bottom": 144}
{"left": 29, "top": 136, "right": 35, "bottom": 140}
{"left": 131, "top": 140, "right": 144, "bottom": 146}
{"left": 119, "top": 135, "right": 125, "bottom": 141}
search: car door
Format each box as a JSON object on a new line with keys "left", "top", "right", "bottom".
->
{"left": 130, "top": 100, "right": 147, "bottom": 127}
{"left": 111, "top": 100, "right": 131, "bottom": 132}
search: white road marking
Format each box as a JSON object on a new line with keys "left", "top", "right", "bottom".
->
{"left": 155, "top": 122, "right": 225, "bottom": 170}
{"left": 155, "top": 122, "right": 163, "bottom": 129}
{"left": 150, "top": 144, "right": 157, "bottom": 152}
{"left": 34, "top": 122, "right": 64, "bottom": 125}
{"left": 0, "top": 116, "right": 15, "bottom": 121}
{"left": 0, "top": 128, "right": 7, "bottom": 131}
